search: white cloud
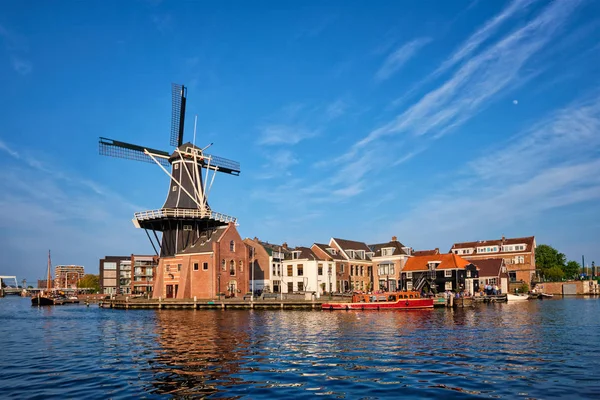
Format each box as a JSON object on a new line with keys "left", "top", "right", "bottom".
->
{"left": 326, "top": 99, "right": 348, "bottom": 120}
{"left": 258, "top": 125, "right": 317, "bottom": 145}
{"left": 10, "top": 55, "right": 32, "bottom": 75}
{"left": 0, "top": 139, "right": 20, "bottom": 158}
{"left": 375, "top": 37, "right": 431, "bottom": 82}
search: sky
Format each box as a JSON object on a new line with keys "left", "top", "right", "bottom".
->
{"left": 1, "top": 0, "right": 599, "bottom": 284}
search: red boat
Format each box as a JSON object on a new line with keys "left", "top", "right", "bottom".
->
{"left": 322, "top": 291, "right": 433, "bottom": 311}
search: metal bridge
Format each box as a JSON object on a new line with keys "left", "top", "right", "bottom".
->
{"left": 0, "top": 276, "right": 21, "bottom": 295}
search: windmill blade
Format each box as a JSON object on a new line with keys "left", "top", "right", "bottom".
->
{"left": 99, "top": 137, "right": 171, "bottom": 167}
{"left": 170, "top": 83, "right": 187, "bottom": 147}
{"left": 204, "top": 153, "right": 241, "bottom": 176}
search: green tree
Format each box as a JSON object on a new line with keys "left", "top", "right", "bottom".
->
{"left": 78, "top": 274, "right": 100, "bottom": 292}
{"left": 563, "top": 261, "right": 580, "bottom": 280}
{"left": 535, "top": 244, "right": 566, "bottom": 276}
{"left": 545, "top": 266, "right": 565, "bottom": 281}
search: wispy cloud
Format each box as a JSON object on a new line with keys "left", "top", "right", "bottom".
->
{"left": 0, "top": 23, "right": 33, "bottom": 75}
{"left": 375, "top": 37, "right": 431, "bottom": 82}
{"left": 0, "top": 139, "right": 20, "bottom": 158}
{"left": 361, "top": 0, "right": 580, "bottom": 148}
{"left": 393, "top": 91, "right": 600, "bottom": 249}
{"left": 326, "top": 99, "right": 348, "bottom": 120}
{"left": 258, "top": 125, "right": 318, "bottom": 145}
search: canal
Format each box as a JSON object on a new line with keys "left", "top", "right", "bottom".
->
{"left": 1, "top": 296, "right": 599, "bottom": 399}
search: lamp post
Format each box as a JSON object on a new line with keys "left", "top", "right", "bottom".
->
{"left": 251, "top": 246, "right": 255, "bottom": 302}
{"left": 327, "top": 266, "right": 331, "bottom": 298}
{"left": 217, "top": 273, "right": 221, "bottom": 301}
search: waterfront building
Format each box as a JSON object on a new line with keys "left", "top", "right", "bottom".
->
{"left": 281, "top": 247, "right": 336, "bottom": 297}
{"left": 152, "top": 223, "right": 248, "bottom": 299}
{"left": 99, "top": 255, "right": 156, "bottom": 295}
{"left": 243, "top": 238, "right": 291, "bottom": 294}
{"left": 328, "top": 238, "right": 373, "bottom": 292}
{"left": 369, "top": 236, "right": 412, "bottom": 292}
{"left": 53, "top": 265, "right": 85, "bottom": 289}
{"left": 468, "top": 258, "right": 508, "bottom": 293}
{"left": 401, "top": 254, "right": 479, "bottom": 294}
{"left": 450, "top": 236, "right": 536, "bottom": 286}
{"left": 37, "top": 279, "right": 53, "bottom": 290}
{"left": 311, "top": 243, "right": 348, "bottom": 292}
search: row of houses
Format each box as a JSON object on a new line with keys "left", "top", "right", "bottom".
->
{"left": 99, "top": 223, "right": 536, "bottom": 299}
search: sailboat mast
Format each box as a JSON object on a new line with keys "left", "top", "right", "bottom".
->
{"left": 47, "top": 250, "right": 52, "bottom": 291}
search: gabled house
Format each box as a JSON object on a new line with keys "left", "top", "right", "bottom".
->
{"left": 369, "top": 236, "right": 412, "bottom": 292}
{"left": 311, "top": 243, "right": 348, "bottom": 293}
{"left": 468, "top": 258, "right": 509, "bottom": 294}
{"left": 243, "top": 238, "right": 291, "bottom": 294}
{"left": 282, "top": 247, "right": 335, "bottom": 297}
{"left": 329, "top": 238, "right": 373, "bottom": 292}
{"left": 153, "top": 223, "right": 248, "bottom": 299}
{"left": 450, "top": 236, "right": 536, "bottom": 285}
{"left": 401, "top": 254, "right": 479, "bottom": 294}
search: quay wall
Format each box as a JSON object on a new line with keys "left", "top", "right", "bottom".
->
{"left": 533, "top": 280, "right": 599, "bottom": 295}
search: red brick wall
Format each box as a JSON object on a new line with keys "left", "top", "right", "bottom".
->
{"left": 244, "top": 239, "right": 271, "bottom": 282}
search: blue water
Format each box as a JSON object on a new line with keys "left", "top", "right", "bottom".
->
{"left": 1, "top": 297, "right": 599, "bottom": 399}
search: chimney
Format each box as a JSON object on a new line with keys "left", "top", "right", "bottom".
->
{"left": 392, "top": 235, "right": 397, "bottom": 242}
{"left": 502, "top": 235, "right": 506, "bottom": 243}
{"left": 282, "top": 242, "right": 288, "bottom": 249}
{"left": 253, "top": 237, "right": 258, "bottom": 241}
{"left": 435, "top": 247, "right": 439, "bottom": 254}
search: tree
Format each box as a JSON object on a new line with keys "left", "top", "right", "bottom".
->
{"left": 563, "top": 261, "right": 580, "bottom": 280}
{"left": 535, "top": 244, "right": 566, "bottom": 276}
{"left": 545, "top": 266, "right": 565, "bottom": 281}
{"left": 78, "top": 274, "right": 100, "bottom": 292}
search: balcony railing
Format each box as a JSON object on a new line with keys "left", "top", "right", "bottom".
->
{"left": 134, "top": 208, "right": 237, "bottom": 224}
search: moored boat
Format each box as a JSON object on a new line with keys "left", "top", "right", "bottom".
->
{"left": 322, "top": 291, "right": 434, "bottom": 311}
{"left": 506, "top": 293, "right": 529, "bottom": 302}
{"left": 31, "top": 250, "right": 60, "bottom": 307}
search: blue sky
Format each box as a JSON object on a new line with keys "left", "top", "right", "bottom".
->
{"left": 1, "top": 0, "right": 599, "bottom": 284}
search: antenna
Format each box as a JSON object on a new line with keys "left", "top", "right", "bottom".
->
{"left": 193, "top": 115, "right": 198, "bottom": 147}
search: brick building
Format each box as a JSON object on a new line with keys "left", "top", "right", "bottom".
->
{"left": 369, "top": 236, "right": 412, "bottom": 292}
{"left": 329, "top": 238, "right": 373, "bottom": 292}
{"left": 152, "top": 222, "right": 248, "bottom": 299}
{"left": 243, "top": 238, "right": 290, "bottom": 294}
{"left": 99, "top": 255, "right": 157, "bottom": 295}
{"left": 450, "top": 236, "right": 536, "bottom": 285}
{"left": 311, "top": 243, "right": 348, "bottom": 293}
{"left": 53, "top": 265, "right": 85, "bottom": 289}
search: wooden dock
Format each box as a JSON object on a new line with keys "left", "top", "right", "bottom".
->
{"left": 100, "top": 297, "right": 331, "bottom": 310}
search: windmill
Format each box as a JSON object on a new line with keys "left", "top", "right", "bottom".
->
{"left": 99, "top": 83, "right": 241, "bottom": 258}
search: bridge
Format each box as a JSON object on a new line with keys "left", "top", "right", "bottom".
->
{"left": 0, "top": 276, "right": 21, "bottom": 295}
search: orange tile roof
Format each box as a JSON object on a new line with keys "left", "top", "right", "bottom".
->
{"left": 403, "top": 253, "right": 473, "bottom": 272}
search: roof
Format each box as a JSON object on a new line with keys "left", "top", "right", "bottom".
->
{"left": 180, "top": 226, "right": 227, "bottom": 254}
{"left": 412, "top": 249, "right": 440, "bottom": 256}
{"left": 258, "top": 241, "right": 292, "bottom": 257}
{"left": 451, "top": 236, "right": 535, "bottom": 255}
{"left": 312, "top": 243, "right": 345, "bottom": 260}
{"left": 284, "top": 246, "right": 322, "bottom": 261}
{"left": 403, "top": 253, "right": 474, "bottom": 272}
{"left": 369, "top": 240, "right": 409, "bottom": 257}
{"left": 467, "top": 258, "right": 507, "bottom": 278}
{"left": 331, "top": 238, "right": 372, "bottom": 260}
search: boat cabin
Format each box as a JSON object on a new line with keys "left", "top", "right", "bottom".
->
{"left": 351, "top": 291, "right": 422, "bottom": 303}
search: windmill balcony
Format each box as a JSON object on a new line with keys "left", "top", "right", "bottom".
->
{"left": 134, "top": 208, "right": 237, "bottom": 224}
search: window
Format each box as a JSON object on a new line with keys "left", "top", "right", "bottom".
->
{"left": 174, "top": 164, "right": 179, "bottom": 170}
{"left": 445, "top": 282, "right": 453, "bottom": 290}
{"left": 515, "top": 256, "right": 525, "bottom": 264}
{"left": 407, "top": 281, "right": 413, "bottom": 290}
{"left": 239, "top": 260, "right": 243, "bottom": 272}
{"left": 193, "top": 263, "right": 199, "bottom": 271}
{"left": 382, "top": 248, "right": 393, "bottom": 256}
{"left": 229, "top": 260, "right": 235, "bottom": 275}
{"left": 509, "top": 272, "right": 517, "bottom": 282}
{"left": 292, "top": 251, "right": 300, "bottom": 260}
{"left": 466, "top": 270, "right": 471, "bottom": 278}
{"left": 177, "top": 264, "right": 182, "bottom": 272}
{"left": 183, "top": 225, "right": 192, "bottom": 231}
{"left": 487, "top": 278, "right": 497, "bottom": 285}
{"left": 297, "top": 282, "right": 304, "bottom": 291}
{"left": 444, "top": 270, "right": 452, "bottom": 278}
{"left": 166, "top": 265, "right": 170, "bottom": 272}
{"left": 203, "top": 262, "right": 208, "bottom": 271}
{"left": 340, "top": 264, "right": 345, "bottom": 273}
{"left": 357, "top": 250, "right": 365, "bottom": 259}
{"left": 230, "top": 240, "right": 235, "bottom": 252}
{"left": 104, "top": 262, "right": 117, "bottom": 270}
{"left": 406, "top": 272, "right": 413, "bottom": 279}
{"left": 222, "top": 259, "right": 226, "bottom": 271}
{"left": 288, "top": 282, "right": 293, "bottom": 293}
{"left": 172, "top": 186, "right": 177, "bottom": 192}
{"left": 360, "top": 266, "right": 364, "bottom": 276}
{"left": 287, "top": 265, "right": 293, "bottom": 276}
{"left": 318, "top": 264, "right": 323, "bottom": 275}
{"left": 350, "top": 265, "right": 354, "bottom": 276}
{"left": 297, "top": 264, "right": 304, "bottom": 276}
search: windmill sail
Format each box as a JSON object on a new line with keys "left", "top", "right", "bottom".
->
{"left": 99, "top": 137, "right": 171, "bottom": 167}
{"left": 170, "top": 83, "right": 187, "bottom": 147}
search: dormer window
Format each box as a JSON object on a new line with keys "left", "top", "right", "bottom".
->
{"left": 402, "top": 247, "right": 411, "bottom": 255}
{"left": 428, "top": 262, "right": 441, "bottom": 270}
{"left": 357, "top": 250, "right": 365, "bottom": 259}
{"left": 382, "top": 248, "right": 394, "bottom": 257}
{"left": 347, "top": 250, "right": 355, "bottom": 259}
{"left": 327, "top": 248, "right": 337, "bottom": 255}
{"left": 292, "top": 251, "right": 301, "bottom": 260}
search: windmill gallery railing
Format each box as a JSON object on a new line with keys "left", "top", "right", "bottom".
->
{"left": 134, "top": 208, "right": 237, "bottom": 224}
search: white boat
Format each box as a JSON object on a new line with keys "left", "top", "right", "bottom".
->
{"left": 506, "top": 293, "right": 529, "bottom": 302}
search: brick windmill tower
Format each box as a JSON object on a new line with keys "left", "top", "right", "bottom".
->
{"left": 99, "top": 84, "right": 248, "bottom": 299}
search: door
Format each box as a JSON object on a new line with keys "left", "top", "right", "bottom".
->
{"left": 166, "top": 285, "right": 174, "bottom": 299}
{"left": 465, "top": 279, "right": 474, "bottom": 295}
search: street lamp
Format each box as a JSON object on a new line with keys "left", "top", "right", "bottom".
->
{"left": 251, "top": 246, "right": 255, "bottom": 302}
{"left": 217, "top": 273, "right": 221, "bottom": 301}
{"left": 327, "top": 266, "right": 332, "bottom": 298}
